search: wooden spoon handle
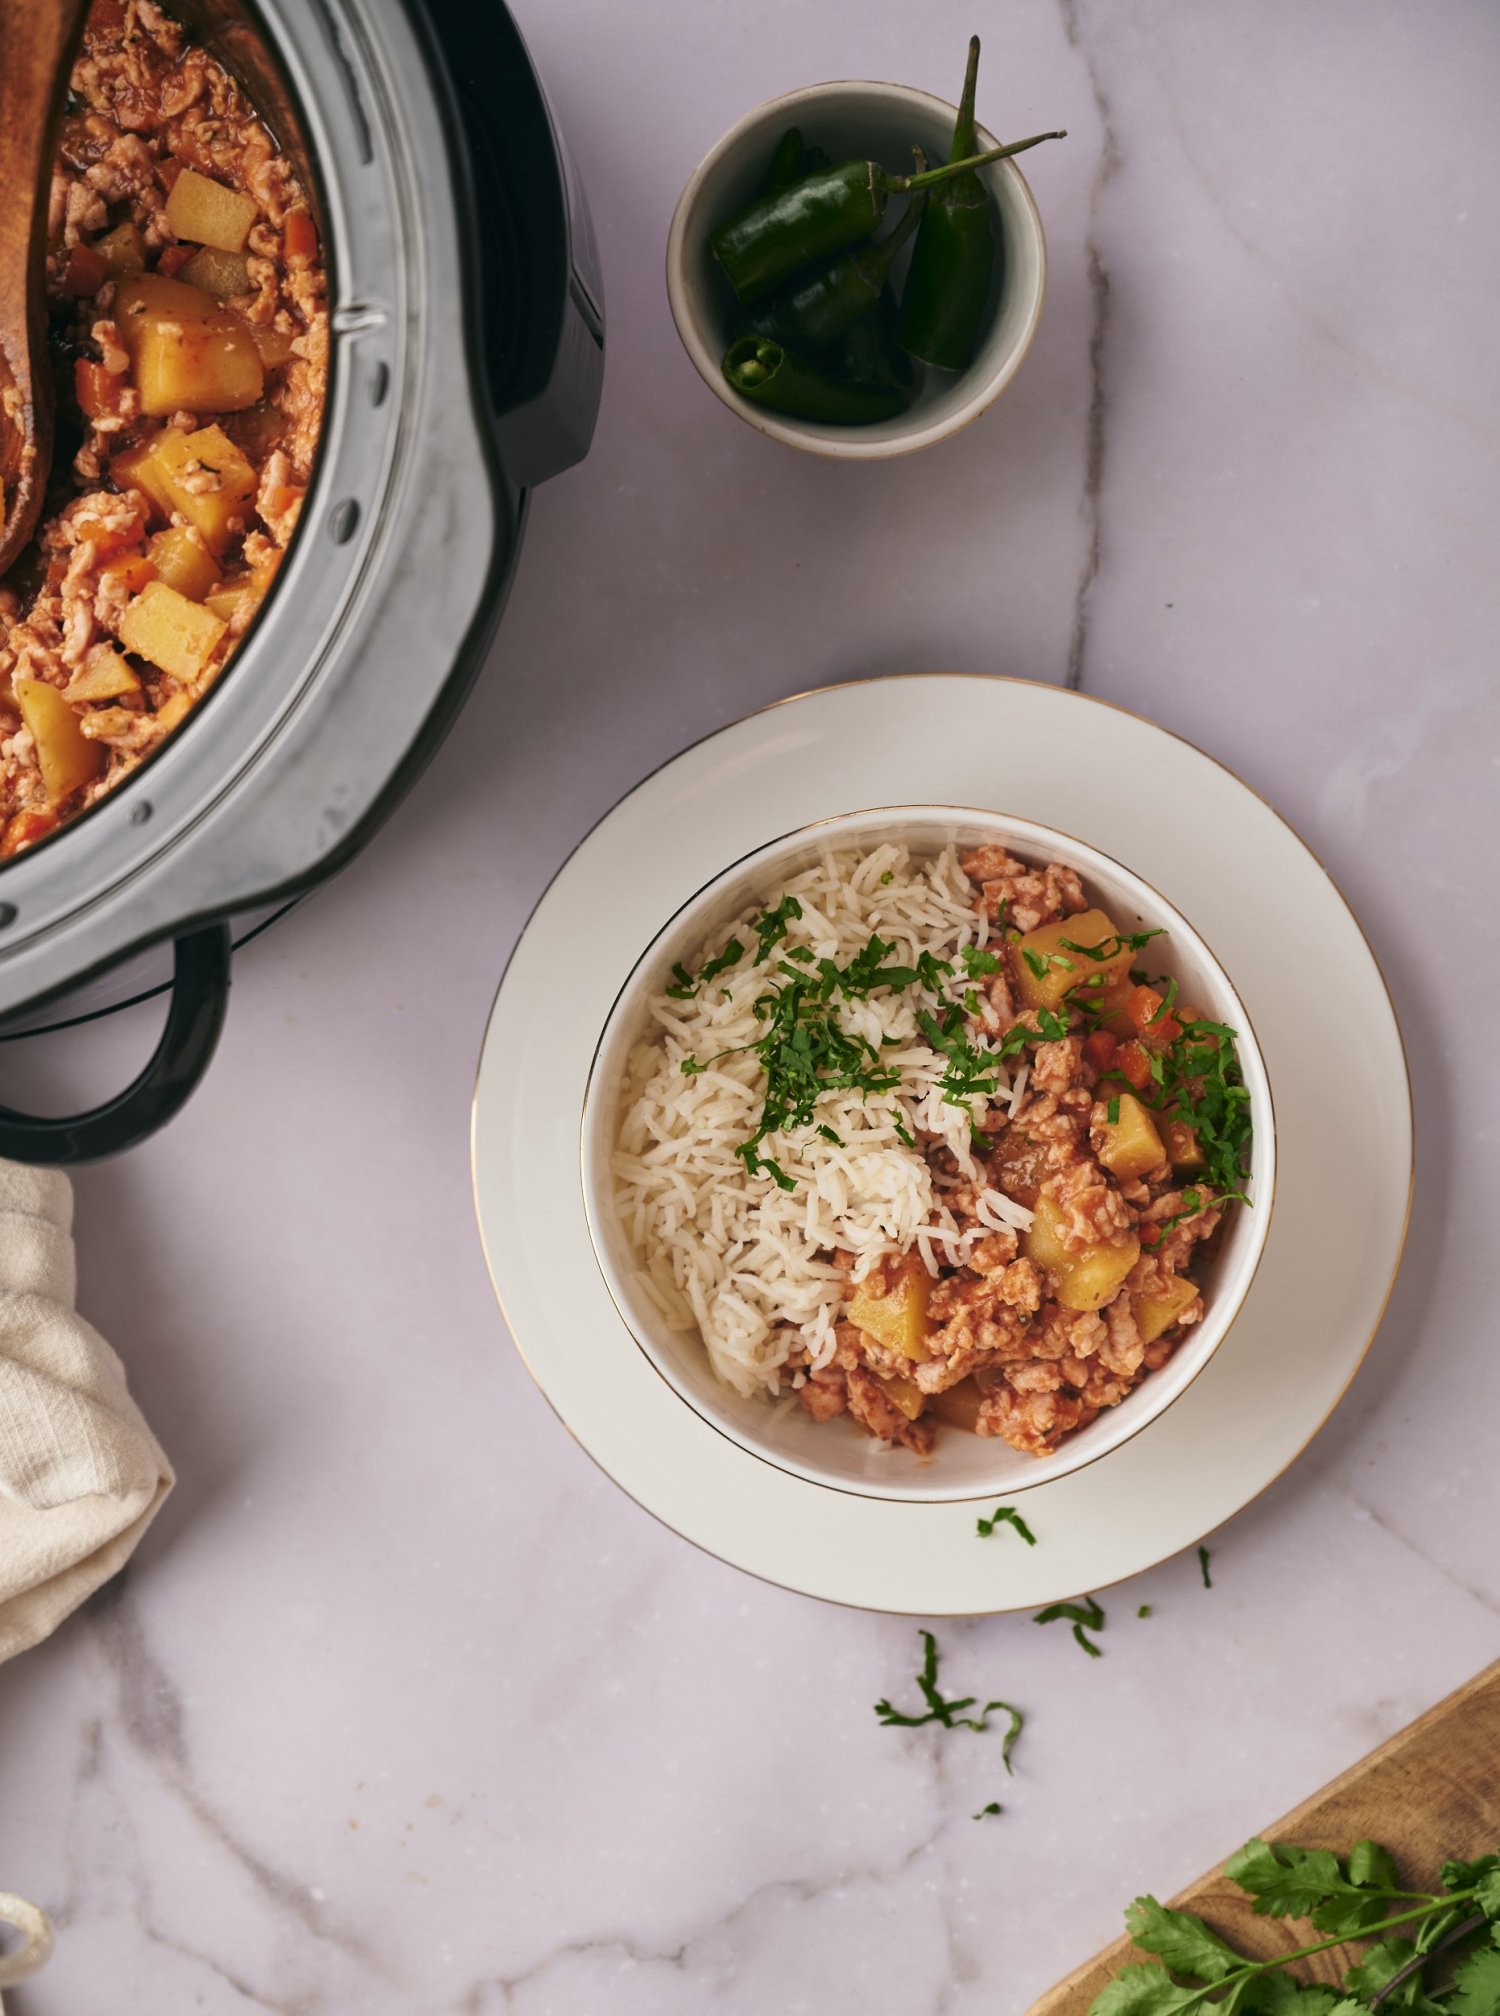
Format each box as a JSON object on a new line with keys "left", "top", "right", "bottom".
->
{"left": 0, "top": 0, "right": 92, "bottom": 564}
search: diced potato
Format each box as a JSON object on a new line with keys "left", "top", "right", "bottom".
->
{"left": 245, "top": 320, "right": 296, "bottom": 369}
{"left": 1096, "top": 1093, "right": 1166, "bottom": 1180}
{"left": 874, "top": 1372, "right": 926, "bottom": 1422}
{"left": 1023, "top": 1195, "right": 1141, "bottom": 1314}
{"left": 149, "top": 425, "right": 258, "bottom": 556}
{"left": 111, "top": 434, "right": 177, "bottom": 519}
{"left": 1135, "top": 1274, "right": 1200, "bottom": 1345}
{"left": 118, "top": 580, "right": 226, "bottom": 683}
{"left": 1016, "top": 908, "right": 1132, "bottom": 1012}
{"left": 13, "top": 678, "right": 105, "bottom": 801}
{"left": 1163, "top": 1120, "right": 1204, "bottom": 1171}
{"left": 928, "top": 1377, "right": 984, "bottom": 1433}
{"left": 115, "top": 273, "right": 264, "bottom": 416}
{"left": 1058, "top": 1237, "right": 1141, "bottom": 1312}
{"left": 65, "top": 650, "right": 141, "bottom": 703}
{"left": 1022, "top": 1194, "right": 1072, "bottom": 1277}
{"left": 94, "top": 220, "right": 147, "bottom": 277}
{"left": 148, "top": 526, "right": 219, "bottom": 601}
{"left": 849, "top": 1251, "right": 933, "bottom": 1362}
{"left": 179, "top": 246, "right": 252, "bottom": 300}
{"left": 153, "top": 690, "right": 195, "bottom": 734}
{"left": 166, "top": 167, "right": 258, "bottom": 252}
{"left": 203, "top": 580, "right": 258, "bottom": 625}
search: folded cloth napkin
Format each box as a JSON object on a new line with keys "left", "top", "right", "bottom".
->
{"left": 0, "top": 1160, "right": 172, "bottom": 1664}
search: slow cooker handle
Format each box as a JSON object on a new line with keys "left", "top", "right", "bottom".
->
{"left": 0, "top": 924, "right": 231, "bottom": 1165}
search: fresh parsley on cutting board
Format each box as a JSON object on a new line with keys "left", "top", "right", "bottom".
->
{"left": 1029, "top": 1663, "right": 1500, "bottom": 2015}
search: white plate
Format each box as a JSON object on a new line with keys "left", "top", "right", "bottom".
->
{"left": 472, "top": 677, "right": 1412, "bottom": 1613}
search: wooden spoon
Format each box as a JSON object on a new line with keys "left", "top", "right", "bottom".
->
{"left": 0, "top": 0, "right": 92, "bottom": 578}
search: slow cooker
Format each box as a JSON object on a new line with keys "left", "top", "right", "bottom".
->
{"left": 0, "top": 0, "right": 603, "bottom": 1163}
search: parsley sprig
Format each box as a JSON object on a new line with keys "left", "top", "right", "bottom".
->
{"left": 1088, "top": 1840, "right": 1500, "bottom": 2014}
{"left": 874, "top": 1630, "right": 1024, "bottom": 1775}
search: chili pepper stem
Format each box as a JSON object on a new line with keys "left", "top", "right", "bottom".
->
{"left": 951, "top": 35, "right": 980, "bottom": 162}
{"left": 895, "top": 130, "right": 1066, "bottom": 192}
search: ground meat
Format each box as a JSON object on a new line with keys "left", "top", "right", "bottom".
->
{"left": 960, "top": 844, "right": 1087, "bottom": 934}
{"left": 797, "top": 1366, "right": 848, "bottom": 1423}
{"left": 0, "top": 0, "right": 327, "bottom": 860}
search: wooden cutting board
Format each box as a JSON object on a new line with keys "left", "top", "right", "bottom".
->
{"left": 1030, "top": 1662, "right": 1500, "bottom": 2014}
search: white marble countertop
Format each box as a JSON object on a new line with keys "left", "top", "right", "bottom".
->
{"left": 3, "top": 1, "right": 1499, "bottom": 2009}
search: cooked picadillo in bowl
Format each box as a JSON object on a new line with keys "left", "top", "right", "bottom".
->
{"left": 0, "top": 0, "right": 327, "bottom": 862}
{"left": 583, "top": 808, "right": 1275, "bottom": 1501}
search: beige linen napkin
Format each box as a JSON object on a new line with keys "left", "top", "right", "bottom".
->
{"left": 0, "top": 1160, "right": 172, "bottom": 1664}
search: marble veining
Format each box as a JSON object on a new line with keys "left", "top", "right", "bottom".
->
{"left": 2, "top": 0, "right": 1499, "bottom": 2010}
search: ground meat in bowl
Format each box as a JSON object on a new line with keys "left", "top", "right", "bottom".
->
{"left": 0, "top": 0, "right": 328, "bottom": 861}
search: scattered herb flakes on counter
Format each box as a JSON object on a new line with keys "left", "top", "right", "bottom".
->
{"left": 1137, "top": 1604, "right": 1152, "bottom": 1619}
{"left": 1198, "top": 1546, "right": 1213, "bottom": 1589}
{"left": 1086, "top": 1837, "right": 1500, "bottom": 2015}
{"left": 1034, "top": 1595, "right": 1105, "bottom": 1658}
{"left": 874, "top": 1630, "right": 1024, "bottom": 1781}
{"left": 976, "top": 1504, "right": 1037, "bottom": 1545}
{"left": 973, "top": 1802, "right": 1003, "bottom": 1822}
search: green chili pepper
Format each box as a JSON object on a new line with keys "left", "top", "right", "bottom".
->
{"left": 764, "top": 126, "right": 807, "bottom": 197}
{"left": 722, "top": 334, "right": 908, "bottom": 423}
{"left": 899, "top": 37, "right": 999, "bottom": 370}
{"left": 745, "top": 189, "right": 927, "bottom": 356}
{"left": 711, "top": 129, "right": 1065, "bottom": 303}
{"left": 840, "top": 289, "right": 914, "bottom": 398}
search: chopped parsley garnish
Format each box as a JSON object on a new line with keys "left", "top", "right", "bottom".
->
{"left": 973, "top": 1802, "right": 1003, "bottom": 1820}
{"left": 1106, "top": 1096, "right": 1121, "bottom": 1125}
{"left": 1147, "top": 975, "right": 1179, "bottom": 1025}
{"left": 734, "top": 979, "right": 902, "bottom": 1182}
{"left": 879, "top": 870, "right": 894, "bottom": 885}
{"left": 1198, "top": 1546, "right": 1213, "bottom": 1589}
{"left": 976, "top": 1505, "right": 1037, "bottom": 1545}
{"left": 918, "top": 1006, "right": 1003, "bottom": 1108}
{"left": 1059, "top": 927, "right": 1166, "bottom": 962}
{"left": 961, "top": 945, "right": 1002, "bottom": 979}
{"left": 1022, "top": 947, "right": 1076, "bottom": 980}
{"left": 874, "top": 1631, "right": 1024, "bottom": 1778}
{"left": 665, "top": 937, "right": 744, "bottom": 999}
{"left": 1034, "top": 1594, "right": 1105, "bottom": 1657}
{"left": 752, "top": 895, "right": 803, "bottom": 963}
{"left": 817, "top": 1124, "right": 844, "bottom": 1146}
{"left": 890, "top": 1110, "right": 915, "bottom": 1148}
{"left": 1153, "top": 1017, "right": 1253, "bottom": 1207}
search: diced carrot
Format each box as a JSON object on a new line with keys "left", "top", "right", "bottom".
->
{"left": 74, "top": 357, "right": 128, "bottom": 421}
{"left": 1125, "top": 983, "right": 1181, "bottom": 1050}
{"left": 61, "top": 243, "right": 108, "bottom": 298}
{"left": 1083, "top": 1029, "right": 1118, "bottom": 1073}
{"left": 283, "top": 208, "right": 317, "bottom": 261}
{"left": 1116, "top": 1040, "right": 1153, "bottom": 1091}
{"left": 155, "top": 242, "right": 197, "bottom": 277}
{"left": 0, "top": 808, "right": 60, "bottom": 858}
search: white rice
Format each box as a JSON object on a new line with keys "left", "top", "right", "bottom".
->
{"left": 610, "top": 843, "right": 1035, "bottom": 1399}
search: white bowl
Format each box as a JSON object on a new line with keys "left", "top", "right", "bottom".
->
{"left": 665, "top": 82, "right": 1049, "bottom": 459}
{"left": 581, "top": 807, "right": 1276, "bottom": 1504}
